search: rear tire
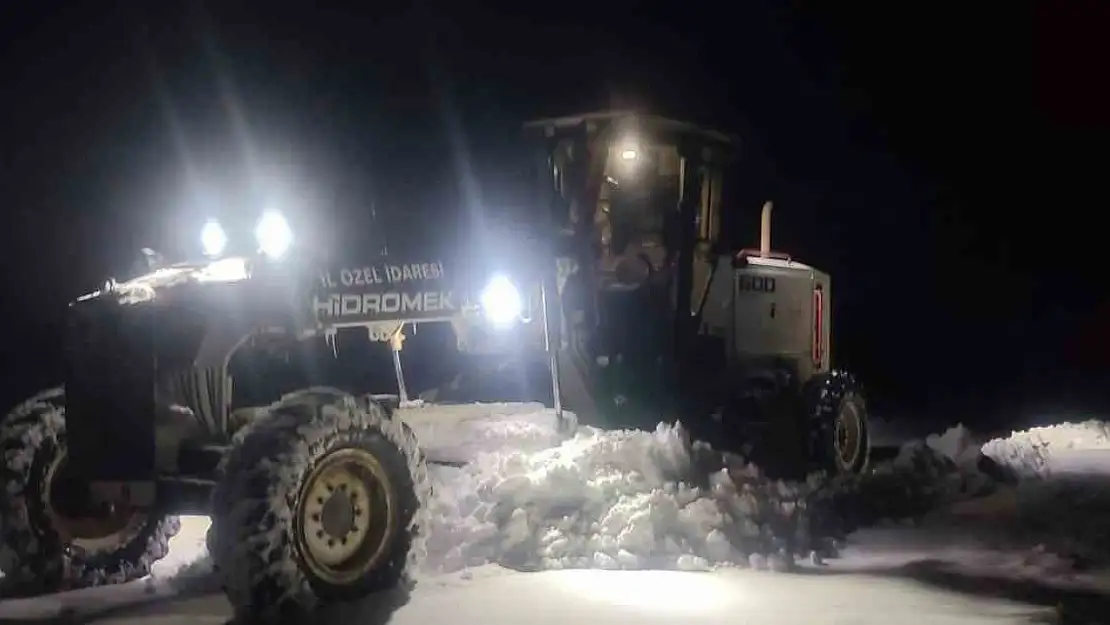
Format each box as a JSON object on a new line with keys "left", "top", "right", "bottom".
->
{"left": 830, "top": 391, "right": 870, "bottom": 474}
{"left": 0, "top": 388, "right": 180, "bottom": 595}
{"left": 209, "top": 387, "right": 429, "bottom": 620}
{"left": 809, "top": 372, "right": 871, "bottom": 475}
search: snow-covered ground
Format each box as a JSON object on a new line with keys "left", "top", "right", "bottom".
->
{"left": 4, "top": 564, "right": 1061, "bottom": 625}
{"left": 3, "top": 404, "right": 1110, "bottom": 624}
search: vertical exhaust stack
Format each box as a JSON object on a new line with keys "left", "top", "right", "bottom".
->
{"left": 760, "top": 201, "right": 773, "bottom": 257}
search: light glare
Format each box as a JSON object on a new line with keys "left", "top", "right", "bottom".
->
{"left": 196, "top": 257, "right": 250, "bottom": 283}
{"left": 201, "top": 220, "right": 228, "bottom": 257}
{"left": 480, "top": 275, "right": 523, "bottom": 326}
{"left": 255, "top": 211, "right": 293, "bottom": 259}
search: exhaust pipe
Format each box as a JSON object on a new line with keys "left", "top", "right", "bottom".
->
{"left": 760, "top": 201, "right": 773, "bottom": 257}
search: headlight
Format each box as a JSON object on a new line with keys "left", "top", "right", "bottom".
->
{"left": 201, "top": 219, "right": 228, "bottom": 257}
{"left": 479, "top": 274, "right": 522, "bottom": 327}
{"left": 255, "top": 210, "right": 293, "bottom": 259}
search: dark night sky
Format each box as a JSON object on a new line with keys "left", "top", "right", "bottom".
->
{"left": 1, "top": 1, "right": 1107, "bottom": 427}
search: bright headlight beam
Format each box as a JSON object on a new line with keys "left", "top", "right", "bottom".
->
{"left": 255, "top": 211, "right": 293, "bottom": 259}
{"left": 196, "top": 257, "right": 250, "bottom": 283}
{"left": 201, "top": 219, "right": 228, "bottom": 257}
{"left": 480, "top": 274, "right": 523, "bottom": 327}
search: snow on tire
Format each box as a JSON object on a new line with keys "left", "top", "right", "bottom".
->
{"left": 0, "top": 388, "right": 180, "bottom": 594}
{"left": 209, "top": 387, "right": 429, "bottom": 620}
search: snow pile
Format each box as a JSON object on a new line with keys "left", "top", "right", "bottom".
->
{"left": 982, "top": 420, "right": 1110, "bottom": 478}
{"left": 870, "top": 419, "right": 1110, "bottom": 581}
{"left": 158, "top": 415, "right": 820, "bottom": 588}
{"left": 419, "top": 422, "right": 814, "bottom": 575}
{"left": 927, "top": 419, "right": 1110, "bottom": 574}
{"left": 805, "top": 432, "right": 1002, "bottom": 540}
{"left": 140, "top": 406, "right": 1110, "bottom": 593}
{"left": 816, "top": 418, "right": 1110, "bottom": 535}
{"left": 882, "top": 418, "right": 1110, "bottom": 486}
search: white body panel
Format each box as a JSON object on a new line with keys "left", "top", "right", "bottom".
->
{"left": 700, "top": 255, "right": 831, "bottom": 383}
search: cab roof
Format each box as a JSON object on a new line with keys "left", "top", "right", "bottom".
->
{"left": 523, "top": 110, "right": 735, "bottom": 147}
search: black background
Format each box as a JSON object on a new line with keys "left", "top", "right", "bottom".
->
{"left": 1, "top": 1, "right": 1107, "bottom": 431}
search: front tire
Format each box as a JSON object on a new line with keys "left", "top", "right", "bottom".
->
{"left": 209, "top": 387, "right": 429, "bottom": 620}
{"left": 0, "top": 388, "right": 180, "bottom": 595}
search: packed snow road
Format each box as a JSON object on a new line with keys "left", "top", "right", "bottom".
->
{"left": 2, "top": 403, "right": 1110, "bottom": 624}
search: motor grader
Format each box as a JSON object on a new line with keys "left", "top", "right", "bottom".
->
{"left": 0, "top": 110, "right": 868, "bottom": 617}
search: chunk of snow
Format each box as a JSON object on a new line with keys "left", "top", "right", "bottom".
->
{"left": 924, "top": 424, "right": 981, "bottom": 469}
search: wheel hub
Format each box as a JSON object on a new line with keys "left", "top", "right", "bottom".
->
{"left": 834, "top": 402, "right": 863, "bottom": 470}
{"left": 320, "top": 491, "right": 357, "bottom": 538}
{"left": 297, "top": 448, "right": 394, "bottom": 585}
